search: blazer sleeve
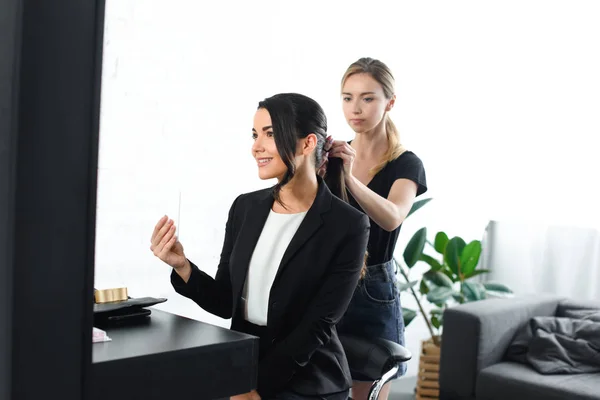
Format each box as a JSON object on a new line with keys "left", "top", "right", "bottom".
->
{"left": 170, "top": 195, "right": 240, "bottom": 319}
{"left": 256, "top": 213, "right": 370, "bottom": 397}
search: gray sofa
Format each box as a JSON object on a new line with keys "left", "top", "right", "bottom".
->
{"left": 439, "top": 294, "right": 600, "bottom": 400}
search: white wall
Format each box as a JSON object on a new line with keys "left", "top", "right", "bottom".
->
{"left": 94, "top": 0, "right": 600, "bottom": 377}
{"left": 481, "top": 220, "right": 600, "bottom": 300}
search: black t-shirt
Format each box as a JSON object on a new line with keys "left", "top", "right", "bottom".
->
{"left": 347, "top": 150, "right": 427, "bottom": 266}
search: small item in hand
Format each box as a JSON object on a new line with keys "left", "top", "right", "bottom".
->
{"left": 94, "top": 287, "right": 128, "bottom": 303}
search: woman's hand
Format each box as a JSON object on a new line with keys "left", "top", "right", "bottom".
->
{"left": 328, "top": 140, "right": 356, "bottom": 179}
{"left": 150, "top": 216, "right": 187, "bottom": 270}
{"left": 230, "top": 390, "right": 261, "bottom": 400}
{"left": 317, "top": 135, "right": 334, "bottom": 178}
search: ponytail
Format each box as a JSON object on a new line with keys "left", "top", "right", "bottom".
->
{"left": 323, "top": 157, "right": 348, "bottom": 202}
{"left": 322, "top": 149, "right": 368, "bottom": 279}
{"left": 370, "top": 115, "right": 406, "bottom": 176}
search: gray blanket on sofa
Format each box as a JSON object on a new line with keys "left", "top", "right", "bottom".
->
{"left": 506, "top": 314, "right": 600, "bottom": 374}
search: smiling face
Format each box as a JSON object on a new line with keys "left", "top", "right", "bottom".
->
{"left": 251, "top": 108, "right": 288, "bottom": 181}
{"left": 342, "top": 72, "right": 395, "bottom": 134}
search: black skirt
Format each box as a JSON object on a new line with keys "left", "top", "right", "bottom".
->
{"left": 234, "top": 318, "right": 349, "bottom": 400}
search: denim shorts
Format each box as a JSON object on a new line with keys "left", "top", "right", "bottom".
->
{"left": 337, "top": 260, "right": 407, "bottom": 381}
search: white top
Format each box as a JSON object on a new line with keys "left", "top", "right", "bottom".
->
{"left": 243, "top": 209, "right": 307, "bottom": 326}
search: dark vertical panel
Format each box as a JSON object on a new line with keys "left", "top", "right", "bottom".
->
{"left": 0, "top": 0, "right": 22, "bottom": 398}
{"left": 3, "top": 0, "right": 105, "bottom": 399}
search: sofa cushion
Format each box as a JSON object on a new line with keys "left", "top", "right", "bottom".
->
{"left": 476, "top": 362, "right": 600, "bottom": 400}
{"left": 560, "top": 307, "right": 600, "bottom": 323}
{"left": 505, "top": 316, "right": 600, "bottom": 374}
{"left": 557, "top": 299, "right": 600, "bottom": 318}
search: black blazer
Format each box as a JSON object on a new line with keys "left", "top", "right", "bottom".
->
{"left": 171, "top": 178, "right": 370, "bottom": 397}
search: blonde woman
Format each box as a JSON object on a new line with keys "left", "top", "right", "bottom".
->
{"left": 330, "top": 57, "right": 428, "bottom": 400}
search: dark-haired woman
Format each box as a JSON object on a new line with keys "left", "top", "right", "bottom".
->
{"left": 150, "top": 93, "right": 369, "bottom": 400}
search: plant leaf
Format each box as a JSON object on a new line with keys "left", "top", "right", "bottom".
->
{"left": 396, "top": 280, "right": 419, "bottom": 292}
{"left": 430, "top": 308, "right": 444, "bottom": 316}
{"left": 403, "top": 227, "right": 427, "bottom": 268}
{"left": 460, "top": 240, "right": 482, "bottom": 277}
{"left": 402, "top": 307, "right": 417, "bottom": 327}
{"left": 462, "top": 281, "right": 486, "bottom": 302}
{"left": 406, "top": 198, "right": 432, "bottom": 218}
{"left": 463, "top": 269, "right": 491, "bottom": 279}
{"left": 419, "top": 279, "right": 430, "bottom": 295}
{"left": 434, "top": 231, "right": 449, "bottom": 254}
{"left": 444, "top": 237, "right": 466, "bottom": 276}
{"left": 452, "top": 292, "right": 465, "bottom": 303}
{"left": 431, "top": 315, "right": 442, "bottom": 330}
{"left": 420, "top": 254, "right": 443, "bottom": 271}
{"left": 441, "top": 265, "right": 457, "bottom": 282}
{"left": 423, "top": 270, "right": 453, "bottom": 288}
{"left": 426, "top": 286, "right": 454, "bottom": 304}
{"left": 483, "top": 282, "right": 513, "bottom": 293}
{"left": 485, "top": 290, "right": 515, "bottom": 299}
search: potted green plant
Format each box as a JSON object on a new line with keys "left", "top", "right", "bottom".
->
{"left": 397, "top": 226, "right": 513, "bottom": 344}
{"left": 396, "top": 199, "right": 512, "bottom": 399}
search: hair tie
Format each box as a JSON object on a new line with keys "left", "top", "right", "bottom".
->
{"left": 317, "top": 135, "right": 333, "bottom": 175}
{"left": 324, "top": 135, "right": 333, "bottom": 152}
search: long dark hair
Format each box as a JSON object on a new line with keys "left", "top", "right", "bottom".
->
{"left": 257, "top": 93, "right": 346, "bottom": 204}
{"left": 258, "top": 93, "right": 367, "bottom": 277}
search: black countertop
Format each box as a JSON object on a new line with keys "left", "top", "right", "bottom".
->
{"left": 90, "top": 308, "right": 258, "bottom": 400}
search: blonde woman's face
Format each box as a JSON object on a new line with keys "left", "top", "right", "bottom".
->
{"left": 341, "top": 73, "right": 394, "bottom": 134}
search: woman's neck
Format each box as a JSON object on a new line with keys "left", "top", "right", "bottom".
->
{"left": 352, "top": 120, "right": 388, "bottom": 161}
{"left": 275, "top": 168, "right": 318, "bottom": 214}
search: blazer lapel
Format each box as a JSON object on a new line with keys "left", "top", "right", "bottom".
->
{"left": 230, "top": 189, "right": 273, "bottom": 315}
{"left": 275, "top": 178, "right": 332, "bottom": 281}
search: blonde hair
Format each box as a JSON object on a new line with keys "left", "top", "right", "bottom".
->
{"left": 341, "top": 57, "right": 406, "bottom": 176}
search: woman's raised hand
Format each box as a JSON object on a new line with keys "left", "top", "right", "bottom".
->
{"left": 329, "top": 140, "right": 356, "bottom": 178}
{"left": 150, "top": 216, "right": 187, "bottom": 270}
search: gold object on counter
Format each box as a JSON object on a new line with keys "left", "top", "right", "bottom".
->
{"left": 94, "top": 287, "right": 128, "bottom": 303}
